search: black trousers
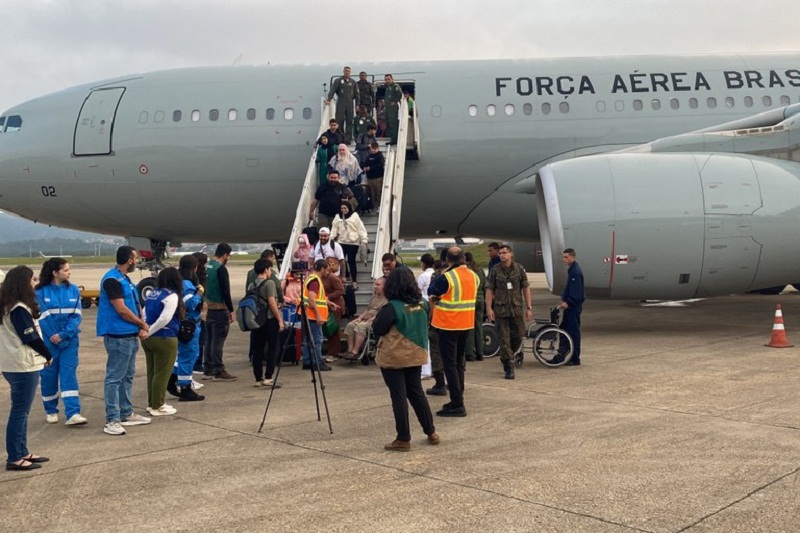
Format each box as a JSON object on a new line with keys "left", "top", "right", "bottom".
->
{"left": 381, "top": 366, "right": 435, "bottom": 442}
{"left": 437, "top": 328, "right": 469, "bottom": 407}
{"left": 341, "top": 243, "right": 359, "bottom": 283}
{"left": 251, "top": 318, "right": 280, "bottom": 381}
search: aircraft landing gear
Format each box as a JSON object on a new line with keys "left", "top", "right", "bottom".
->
{"left": 129, "top": 237, "right": 168, "bottom": 305}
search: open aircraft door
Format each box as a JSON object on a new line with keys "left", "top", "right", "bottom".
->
{"left": 73, "top": 87, "right": 125, "bottom": 156}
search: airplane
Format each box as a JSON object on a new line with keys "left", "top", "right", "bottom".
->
{"left": 38, "top": 251, "right": 73, "bottom": 258}
{"left": 1, "top": 53, "right": 800, "bottom": 301}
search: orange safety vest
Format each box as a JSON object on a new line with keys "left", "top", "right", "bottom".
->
{"left": 301, "top": 273, "right": 329, "bottom": 321}
{"left": 431, "top": 265, "right": 479, "bottom": 330}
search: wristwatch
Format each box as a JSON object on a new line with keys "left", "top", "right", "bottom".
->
{"left": 526, "top": 306, "right": 532, "bottom": 310}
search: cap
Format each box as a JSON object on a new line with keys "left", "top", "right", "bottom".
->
{"left": 319, "top": 227, "right": 330, "bottom": 235}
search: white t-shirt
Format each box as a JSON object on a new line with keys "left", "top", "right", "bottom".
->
{"left": 313, "top": 240, "right": 344, "bottom": 262}
{"left": 417, "top": 268, "right": 435, "bottom": 301}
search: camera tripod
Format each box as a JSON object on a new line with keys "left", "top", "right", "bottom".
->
{"left": 258, "top": 269, "right": 333, "bottom": 434}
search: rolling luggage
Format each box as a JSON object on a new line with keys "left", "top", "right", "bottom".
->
{"left": 344, "top": 283, "right": 357, "bottom": 318}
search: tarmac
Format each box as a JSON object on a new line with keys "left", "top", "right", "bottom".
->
{"left": 2, "top": 263, "right": 800, "bottom": 533}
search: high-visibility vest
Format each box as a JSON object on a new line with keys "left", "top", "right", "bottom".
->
{"left": 431, "top": 265, "right": 479, "bottom": 330}
{"left": 301, "top": 273, "right": 329, "bottom": 321}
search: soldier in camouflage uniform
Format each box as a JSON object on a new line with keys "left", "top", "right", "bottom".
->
{"left": 356, "top": 71, "right": 376, "bottom": 115}
{"left": 383, "top": 74, "right": 403, "bottom": 145}
{"left": 485, "top": 245, "right": 532, "bottom": 379}
{"left": 326, "top": 66, "right": 359, "bottom": 144}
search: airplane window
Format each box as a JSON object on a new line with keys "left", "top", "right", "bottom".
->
{"left": 191, "top": 110, "right": 200, "bottom": 122}
{"left": 633, "top": 100, "right": 643, "bottom": 111}
{"left": 154, "top": 110, "right": 165, "bottom": 123}
{"left": 651, "top": 99, "right": 661, "bottom": 110}
{"left": 228, "top": 109, "right": 238, "bottom": 121}
{"left": 781, "top": 95, "right": 790, "bottom": 106}
{"left": 523, "top": 103, "right": 533, "bottom": 115}
{"left": 486, "top": 104, "right": 496, "bottom": 117}
{"left": 707, "top": 97, "right": 717, "bottom": 108}
{"left": 689, "top": 98, "right": 698, "bottom": 109}
{"left": 0, "top": 116, "right": 5, "bottom": 132}
{"left": 431, "top": 105, "right": 442, "bottom": 118}
{"left": 596, "top": 101, "right": 606, "bottom": 112}
{"left": 504, "top": 104, "right": 515, "bottom": 116}
{"left": 468, "top": 105, "right": 478, "bottom": 117}
{"left": 542, "top": 103, "right": 551, "bottom": 115}
{"left": 725, "top": 97, "right": 734, "bottom": 108}
{"left": 762, "top": 95, "right": 772, "bottom": 107}
{"left": 173, "top": 110, "right": 182, "bottom": 122}
{"left": 284, "top": 108, "right": 294, "bottom": 120}
{"left": 247, "top": 108, "right": 256, "bottom": 120}
{"left": 670, "top": 98, "right": 679, "bottom": 110}
{"left": 138, "top": 111, "right": 149, "bottom": 124}
{"left": 266, "top": 108, "right": 275, "bottom": 120}
{"left": 615, "top": 100, "right": 624, "bottom": 111}
{"left": 209, "top": 109, "right": 219, "bottom": 121}
{"left": 744, "top": 96, "right": 753, "bottom": 107}
{"left": 5, "top": 115, "right": 22, "bottom": 132}
{"left": 303, "top": 107, "right": 312, "bottom": 120}
{"left": 559, "top": 102, "right": 569, "bottom": 113}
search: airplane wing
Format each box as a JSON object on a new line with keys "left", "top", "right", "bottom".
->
{"left": 530, "top": 104, "right": 800, "bottom": 300}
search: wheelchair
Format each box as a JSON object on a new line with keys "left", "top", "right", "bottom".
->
{"left": 514, "top": 306, "right": 574, "bottom": 368}
{"left": 354, "top": 327, "right": 378, "bottom": 366}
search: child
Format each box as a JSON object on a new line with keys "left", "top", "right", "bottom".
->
{"left": 293, "top": 234, "right": 312, "bottom": 272}
{"left": 355, "top": 124, "right": 377, "bottom": 167}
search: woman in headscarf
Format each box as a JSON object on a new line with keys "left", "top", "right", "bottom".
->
{"left": 0, "top": 266, "right": 52, "bottom": 470}
{"left": 328, "top": 144, "right": 362, "bottom": 188}
{"left": 330, "top": 202, "right": 368, "bottom": 289}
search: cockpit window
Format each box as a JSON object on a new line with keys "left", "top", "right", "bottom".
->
{"left": 0, "top": 117, "right": 5, "bottom": 132}
{"left": 4, "top": 115, "right": 22, "bottom": 132}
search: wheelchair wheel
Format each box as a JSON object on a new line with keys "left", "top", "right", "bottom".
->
{"left": 514, "top": 345, "right": 524, "bottom": 367}
{"left": 482, "top": 322, "right": 500, "bottom": 358}
{"left": 532, "top": 326, "right": 573, "bottom": 367}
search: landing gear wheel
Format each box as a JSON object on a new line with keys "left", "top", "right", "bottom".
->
{"left": 482, "top": 322, "right": 500, "bottom": 358}
{"left": 532, "top": 326, "right": 573, "bottom": 368}
{"left": 137, "top": 277, "right": 157, "bottom": 306}
{"left": 81, "top": 298, "right": 92, "bottom": 309}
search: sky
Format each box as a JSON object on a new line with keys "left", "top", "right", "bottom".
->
{"left": 1, "top": 0, "right": 799, "bottom": 112}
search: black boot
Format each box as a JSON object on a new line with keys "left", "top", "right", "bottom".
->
{"left": 179, "top": 385, "right": 205, "bottom": 402}
{"left": 426, "top": 371, "right": 447, "bottom": 396}
{"left": 503, "top": 360, "right": 515, "bottom": 380}
{"left": 167, "top": 373, "right": 179, "bottom": 397}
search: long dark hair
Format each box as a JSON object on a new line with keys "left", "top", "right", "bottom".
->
{"left": 0, "top": 265, "right": 40, "bottom": 323}
{"left": 192, "top": 252, "right": 208, "bottom": 286}
{"left": 36, "top": 257, "right": 70, "bottom": 290}
{"left": 156, "top": 267, "right": 185, "bottom": 319}
{"left": 383, "top": 267, "right": 421, "bottom": 304}
{"left": 179, "top": 254, "right": 199, "bottom": 286}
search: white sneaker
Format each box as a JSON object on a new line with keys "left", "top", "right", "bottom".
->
{"left": 191, "top": 379, "right": 205, "bottom": 390}
{"left": 103, "top": 422, "right": 126, "bottom": 436}
{"left": 45, "top": 413, "right": 59, "bottom": 424}
{"left": 65, "top": 414, "right": 88, "bottom": 426}
{"left": 120, "top": 413, "right": 152, "bottom": 426}
{"left": 146, "top": 405, "right": 177, "bottom": 416}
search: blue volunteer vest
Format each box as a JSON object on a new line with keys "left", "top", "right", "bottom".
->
{"left": 144, "top": 288, "right": 179, "bottom": 338}
{"left": 97, "top": 267, "right": 140, "bottom": 336}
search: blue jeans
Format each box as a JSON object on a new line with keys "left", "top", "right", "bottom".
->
{"left": 203, "top": 310, "right": 230, "bottom": 374}
{"left": 103, "top": 336, "right": 139, "bottom": 422}
{"left": 3, "top": 371, "right": 39, "bottom": 463}
{"left": 302, "top": 320, "right": 324, "bottom": 366}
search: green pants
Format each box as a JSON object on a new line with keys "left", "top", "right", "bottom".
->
{"left": 464, "top": 299, "right": 485, "bottom": 358}
{"left": 496, "top": 314, "right": 525, "bottom": 363}
{"left": 428, "top": 328, "right": 443, "bottom": 373}
{"left": 142, "top": 336, "right": 178, "bottom": 409}
{"left": 386, "top": 103, "right": 399, "bottom": 143}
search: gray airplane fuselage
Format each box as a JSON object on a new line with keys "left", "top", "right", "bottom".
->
{"left": 3, "top": 54, "right": 800, "bottom": 299}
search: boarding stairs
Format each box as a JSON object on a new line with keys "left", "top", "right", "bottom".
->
{"left": 280, "top": 96, "right": 417, "bottom": 313}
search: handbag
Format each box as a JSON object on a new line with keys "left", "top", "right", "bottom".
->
{"left": 322, "top": 313, "right": 339, "bottom": 338}
{"left": 177, "top": 319, "right": 197, "bottom": 343}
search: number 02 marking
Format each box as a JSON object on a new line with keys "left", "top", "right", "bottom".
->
{"left": 41, "top": 186, "right": 57, "bottom": 197}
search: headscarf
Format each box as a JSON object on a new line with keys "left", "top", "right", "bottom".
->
{"left": 333, "top": 144, "right": 361, "bottom": 185}
{"left": 340, "top": 202, "right": 353, "bottom": 219}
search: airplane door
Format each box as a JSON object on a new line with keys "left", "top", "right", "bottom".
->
{"left": 73, "top": 87, "right": 125, "bottom": 156}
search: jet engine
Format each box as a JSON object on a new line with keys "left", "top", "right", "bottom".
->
{"left": 535, "top": 152, "right": 800, "bottom": 300}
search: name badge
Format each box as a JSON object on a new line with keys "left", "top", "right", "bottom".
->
{"left": 507, "top": 282, "right": 513, "bottom": 290}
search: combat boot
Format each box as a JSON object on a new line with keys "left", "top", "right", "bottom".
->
{"left": 502, "top": 360, "right": 515, "bottom": 380}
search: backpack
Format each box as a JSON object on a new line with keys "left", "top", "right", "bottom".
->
{"left": 236, "top": 280, "right": 269, "bottom": 332}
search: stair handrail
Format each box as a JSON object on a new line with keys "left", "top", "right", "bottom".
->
{"left": 279, "top": 98, "right": 335, "bottom": 280}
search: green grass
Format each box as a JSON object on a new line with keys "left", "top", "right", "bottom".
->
{"left": 397, "top": 244, "right": 490, "bottom": 268}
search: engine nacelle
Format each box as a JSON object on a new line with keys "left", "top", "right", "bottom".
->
{"left": 536, "top": 152, "right": 800, "bottom": 299}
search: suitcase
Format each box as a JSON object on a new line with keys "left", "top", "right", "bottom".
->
{"left": 280, "top": 326, "right": 302, "bottom": 364}
{"left": 353, "top": 184, "right": 373, "bottom": 213}
{"left": 344, "top": 283, "right": 357, "bottom": 319}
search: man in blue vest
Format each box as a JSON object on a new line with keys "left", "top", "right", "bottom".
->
{"left": 98, "top": 246, "right": 152, "bottom": 436}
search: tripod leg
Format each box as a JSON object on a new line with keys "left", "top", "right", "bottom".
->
{"left": 257, "top": 311, "right": 299, "bottom": 433}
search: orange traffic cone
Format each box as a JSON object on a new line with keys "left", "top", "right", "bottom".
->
{"left": 766, "top": 304, "right": 794, "bottom": 348}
